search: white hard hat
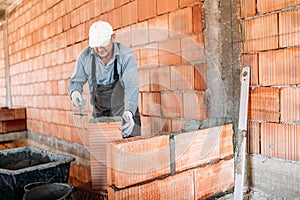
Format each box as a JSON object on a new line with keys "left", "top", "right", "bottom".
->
{"left": 89, "top": 21, "right": 113, "bottom": 47}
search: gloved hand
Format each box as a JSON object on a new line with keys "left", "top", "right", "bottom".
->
{"left": 71, "top": 91, "right": 85, "bottom": 108}
{"left": 120, "top": 111, "right": 134, "bottom": 138}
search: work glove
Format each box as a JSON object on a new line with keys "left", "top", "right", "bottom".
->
{"left": 71, "top": 91, "right": 85, "bottom": 108}
{"left": 120, "top": 110, "right": 134, "bottom": 138}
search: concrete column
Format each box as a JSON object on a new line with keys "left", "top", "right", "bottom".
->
{"left": 203, "top": 0, "right": 240, "bottom": 138}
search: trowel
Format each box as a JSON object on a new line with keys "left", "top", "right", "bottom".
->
{"left": 73, "top": 99, "right": 87, "bottom": 118}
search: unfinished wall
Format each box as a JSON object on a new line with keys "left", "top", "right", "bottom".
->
{"left": 241, "top": 0, "right": 300, "bottom": 197}
{"left": 0, "top": 0, "right": 240, "bottom": 188}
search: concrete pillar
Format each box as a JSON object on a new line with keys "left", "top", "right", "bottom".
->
{"left": 203, "top": 0, "right": 240, "bottom": 139}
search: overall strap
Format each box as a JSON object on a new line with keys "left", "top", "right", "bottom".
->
{"left": 91, "top": 54, "right": 97, "bottom": 102}
{"left": 113, "top": 58, "right": 119, "bottom": 81}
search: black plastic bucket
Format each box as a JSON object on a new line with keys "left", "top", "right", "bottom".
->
{"left": 23, "top": 182, "right": 73, "bottom": 200}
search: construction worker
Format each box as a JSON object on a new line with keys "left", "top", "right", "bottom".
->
{"left": 68, "top": 20, "right": 141, "bottom": 138}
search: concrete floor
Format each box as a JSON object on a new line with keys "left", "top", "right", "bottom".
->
{"left": 218, "top": 189, "right": 290, "bottom": 200}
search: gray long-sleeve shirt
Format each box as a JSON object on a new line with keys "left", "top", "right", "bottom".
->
{"left": 68, "top": 42, "right": 139, "bottom": 114}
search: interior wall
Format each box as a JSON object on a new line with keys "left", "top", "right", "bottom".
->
{"left": 241, "top": 0, "right": 300, "bottom": 197}
{"left": 0, "top": 0, "right": 240, "bottom": 186}
{"left": 0, "top": 0, "right": 210, "bottom": 186}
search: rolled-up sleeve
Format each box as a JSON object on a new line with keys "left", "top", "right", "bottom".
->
{"left": 121, "top": 52, "right": 139, "bottom": 115}
{"left": 68, "top": 54, "right": 88, "bottom": 96}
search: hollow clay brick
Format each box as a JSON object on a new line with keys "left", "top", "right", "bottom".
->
{"left": 149, "top": 66, "right": 171, "bottom": 91}
{"left": 148, "top": 14, "right": 169, "bottom": 43}
{"left": 193, "top": 3, "right": 203, "bottom": 33}
{"left": 220, "top": 124, "right": 234, "bottom": 158}
{"left": 139, "top": 170, "right": 194, "bottom": 200}
{"left": 108, "top": 8, "right": 122, "bottom": 30}
{"left": 169, "top": 7, "right": 193, "bottom": 37}
{"left": 157, "top": 0, "right": 178, "bottom": 15}
{"left": 183, "top": 91, "right": 207, "bottom": 120}
{"left": 179, "top": 0, "right": 199, "bottom": 8}
{"left": 142, "top": 92, "right": 161, "bottom": 116}
{"left": 170, "top": 65, "right": 196, "bottom": 91}
{"left": 132, "top": 21, "right": 149, "bottom": 47}
{"left": 240, "top": 0, "right": 256, "bottom": 18}
{"left": 279, "top": 9, "right": 300, "bottom": 48}
{"left": 151, "top": 116, "right": 172, "bottom": 133}
{"left": 248, "top": 122, "right": 260, "bottom": 154}
{"left": 102, "top": 0, "right": 114, "bottom": 13}
{"left": 175, "top": 126, "right": 222, "bottom": 172}
{"left": 243, "top": 14, "right": 278, "bottom": 52}
{"left": 281, "top": 87, "right": 300, "bottom": 123}
{"left": 259, "top": 48, "right": 300, "bottom": 86}
{"left": 194, "top": 159, "right": 234, "bottom": 199}
{"left": 108, "top": 170, "right": 194, "bottom": 200}
{"left": 140, "top": 115, "right": 152, "bottom": 136}
{"left": 138, "top": 0, "right": 156, "bottom": 21}
{"left": 108, "top": 186, "right": 139, "bottom": 200}
{"left": 139, "top": 43, "right": 159, "bottom": 68}
{"left": 122, "top": 1, "right": 138, "bottom": 26}
{"left": 161, "top": 92, "right": 183, "bottom": 118}
{"left": 89, "top": 120, "right": 123, "bottom": 190}
{"left": 159, "top": 41, "right": 182, "bottom": 66}
{"left": 181, "top": 36, "right": 205, "bottom": 63}
{"left": 261, "top": 122, "right": 300, "bottom": 161}
{"left": 248, "top": 87, "right": 280, "bottom": 122}
{"left": 171, "top": 119, "right": 188, "bottom": 132}
{"left": 257, "top": 0, "right": 292, "bottom": 14}
{"left": 241, "top": 53, "right": 258, "bottom": 86}
{"left": 115, "top": 0, "right": 130, "bottom": 7}
{"left": 107, "top": 135, "right": 170, "bottom": 188}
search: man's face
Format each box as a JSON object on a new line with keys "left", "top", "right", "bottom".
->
{"left": 94, "top": 38, "right": 114, "bottom": 58}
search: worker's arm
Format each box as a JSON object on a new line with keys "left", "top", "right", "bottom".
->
{"left": 68, "top": 53, "right": 88, "bottom": 97}
{"left": 120, "top": 51, "right": 139, "bottom": 115}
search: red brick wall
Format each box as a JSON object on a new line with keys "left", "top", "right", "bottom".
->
{"left": 1, "top": 0, "right": 205, "bottom": 186}
{"left": 241, "top": 1, "right": 300, "bottom": 162}
{"left": 3, "top": 0, "right": 205, "bottom": 144}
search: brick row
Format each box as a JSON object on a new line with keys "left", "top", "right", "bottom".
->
{"left": 138, "top": 64, "right": 206, "bottom": 92}
{"left": 257, "top": 0, "right": 300, "bottom": 14}
{"left": 140, "top": 91, "right": 207, "bottom": 121}
{"left": 140, "top": 116, "right": 186, "bottom": 136}
{"left": 107, "top": 124, "right": 233, "bottom": 188}
{"left": 108, "top": 158, "right": 234, "bottom": 200}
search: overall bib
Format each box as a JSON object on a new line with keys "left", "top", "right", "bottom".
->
{"left": 91, "top": 54, "right": 141, "bottom": 136}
